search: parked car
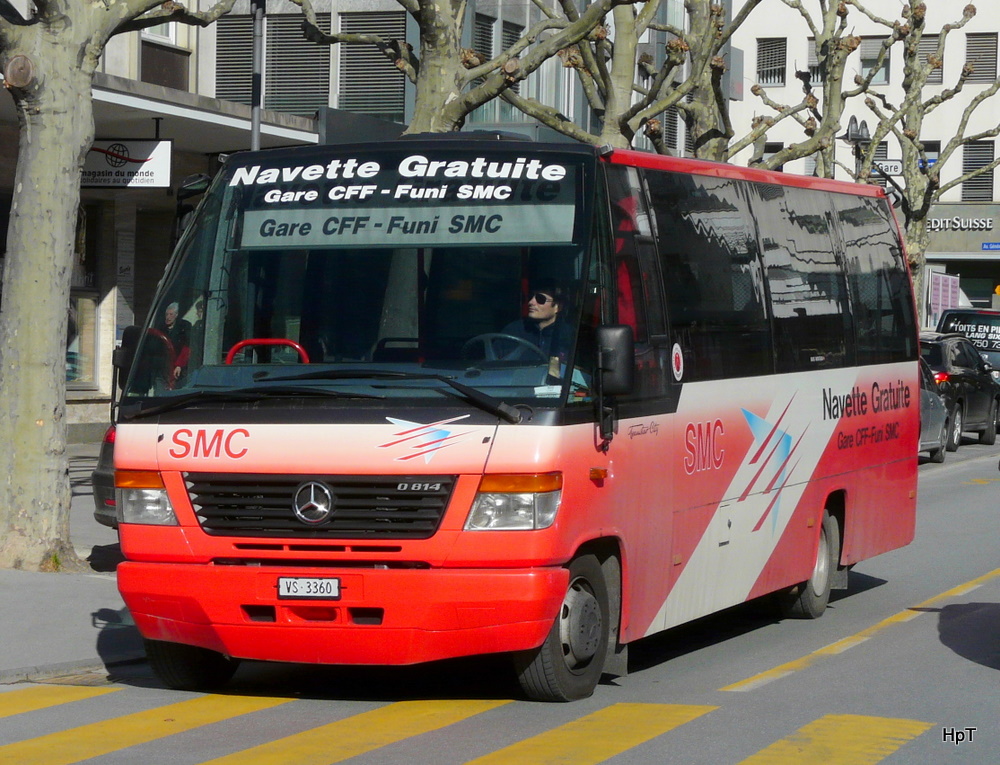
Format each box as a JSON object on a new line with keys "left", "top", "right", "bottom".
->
{"left": 937, "top": 308, "right": 1000, "bottom": 372}
{"left": 918, "top": 358, "right": 948, "bottom": 463}
{"left": 919, "top": 331, "right": 1000, "bottom": 451}
{"left": 92, "top": 423, "right": 116, "bottom": 528}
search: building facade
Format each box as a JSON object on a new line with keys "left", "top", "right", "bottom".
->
{"left": 726, "top": 1, "right": 1000, "bottom": 319}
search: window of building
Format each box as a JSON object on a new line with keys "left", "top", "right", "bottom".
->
{"left": 338, "top": 12, "right": 406, "bottom": 123}
{"left": 962, "top": 140, "right": 995, "bottom": 201}
{"left": 757, "top": 38, "right": 786, "bottom": 86}
{"left": 497, "top": 20, "right": 526, "bottom": 121}
{"left": 872, "top": 141, "right": 888, "bottom": 187}
{"left": 474, "top": 14, "right": 494, "bottom": 60}
{"left": 763, "top": 142, "right": 784, "bottom": 171}
{"left": 860, "top": 37, "right": 890, "bottom": 85}
{"left": 68, "top": 203, "right": 102, "bottom": 390}
{"left": 807, "top": 38, "right": 822, "bottom": 84}
{"left": 142, "top": 22, "right": 174, "bottom": 44}
{"left": 965, "top": 33, "right": 998, "bottom": 83}
{"left": 216, "top": 14, "right": 332, "bottom": 117}
{"left": 919, "top": 140, "right": 940, "bottom": 171}
{"left": 140, "top": 22, "right": 189, "bottom": 90}
{"left": 918, "top": 34, "right": 943, "bottom": 85}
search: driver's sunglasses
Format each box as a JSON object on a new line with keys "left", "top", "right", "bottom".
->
{"left": 528, "top": 292, "right": 554, "bottom": 305}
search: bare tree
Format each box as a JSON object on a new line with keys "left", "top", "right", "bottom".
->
{"left": 0, "top": 0, "right": 236, "bottom": 571}
{"left": 497, "top": 0, "right": 763, "bottom": 155}
{"left": 736, "top": 0, "right": 899, "bottom": 172}
{"left": 291, "top": 0, "right": 637, "bottom": 135}
{"left": 851, "top": 3, "right": 989, "bottom": 307}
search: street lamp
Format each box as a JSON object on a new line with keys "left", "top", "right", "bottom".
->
{"left": 838, "top": 115, "right": 871, "bottom": 177}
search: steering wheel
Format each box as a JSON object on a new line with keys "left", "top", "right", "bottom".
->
{"left": 461, "top": 333, "right": 546, "bottom": 362}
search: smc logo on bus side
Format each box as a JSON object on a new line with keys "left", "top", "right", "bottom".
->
{"left": 684, "top": 420, "right": 724, "bottom": 475}
{"left": 168, "top": 429, "right": 250, "bottom": 459}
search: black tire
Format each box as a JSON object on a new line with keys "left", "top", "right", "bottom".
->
{"left": 513, "top": 554, "right": 610, "bottom": 702}
{"left": 144, "top": 638, "right": 240, "bottom": 691}
{"left": 946, "top": 405, "right": 963, "bottom": 452}
{"left": 980, "top": 399, "right": 999, "bottom": 445}
{"left": 929, "top": 417, "right": 947, "bottom": 463}
{"left": 778, "top": 511, "right": 839, "bottom": 619}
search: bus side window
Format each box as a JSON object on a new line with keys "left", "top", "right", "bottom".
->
{"left": 645, "top": 171, "right": 772, "bottom": 382}
{"left": 830, "top": 196, "right": 918, "bottom": 364}
{"left": 605, "top": 165, "right": 667, "bottom": 398}
{"left": 750, "top": 184, "right": 854, "bottom": 372}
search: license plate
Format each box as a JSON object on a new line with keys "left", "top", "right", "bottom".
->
{"left": 277, "top": 577, "right": 341, "bottom": 600}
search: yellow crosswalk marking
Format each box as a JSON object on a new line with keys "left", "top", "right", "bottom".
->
{"left": 0, "top": 693, "right": 291, "bottom": 765}
{"left": 0, "top": 684, "right": 120, "bottom": 719}
{"left": 737, "top": 713, "right": 934, "bottom": 764}
{"left": 467, "top": 703, "right": 717, "bottom": 765}
{"left": 200, "top": 699, "right": 510, "bottom": 764}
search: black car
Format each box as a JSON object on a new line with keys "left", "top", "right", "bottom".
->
{"left": 92, "top": 423, "right": 117, "bottom": 528}
{"left": 936, "top": 308, "right": 1000, "bottom": 369}
{"left": 919, "top": 331, "right": 1000, "bottom": 451}
{"left": 919, "top": 358, "right": 948, "bottom": 463}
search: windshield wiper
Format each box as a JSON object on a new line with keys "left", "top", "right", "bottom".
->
{"left": 259, "top": 369, "right": 524, "bottom": 423}
{"left": 121, "top": 385, "right": 383, "bottom": 421}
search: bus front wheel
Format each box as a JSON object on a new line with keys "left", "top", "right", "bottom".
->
{"left": 778, "top": 510, "right": 839, "bottom": 620}
{"left": 144, "top": 638, "right": 240, "bottom": 691}
{"left": 513, "top": 554, "right": 610, "bottom": 702}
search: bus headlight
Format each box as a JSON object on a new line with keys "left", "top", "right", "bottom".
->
{"left": 115, "top": 471, "right": 178, "bottom": 526}
{"left": 465, "top": 474, "right": 562, "bottom": 531}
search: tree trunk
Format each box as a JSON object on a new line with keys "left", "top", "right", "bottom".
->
{"left": 0, "top": 46, "right": 95, "bottom": 570}
{"left": 405, "top": 3, "right": 466, "bottom": 134}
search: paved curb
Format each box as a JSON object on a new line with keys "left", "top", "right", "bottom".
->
{"left": 0, "top": 656, "right": 146, "bottom": 686}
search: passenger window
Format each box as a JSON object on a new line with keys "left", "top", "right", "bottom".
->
{"left": 830, "top": 196, "right": 917, "bottom": 364}
{"left": 605, "top": 165, "right": 670, "bottom": 399}
{"left": 645, "top": 171, "right": 773, "bottom": 381}
{"left": 750, "top": 184, "right": 854, "bottom": 371}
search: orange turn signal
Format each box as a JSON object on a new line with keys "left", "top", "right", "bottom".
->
{"left": 114, "top": 470, "right": 165, "bottom": 489}
{"left": 478, "top": 473, "right": 563, "bottom": 493}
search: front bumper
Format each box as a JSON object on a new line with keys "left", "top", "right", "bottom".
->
{"left": 118, "top": 562, "right": 567, "bottom": 665}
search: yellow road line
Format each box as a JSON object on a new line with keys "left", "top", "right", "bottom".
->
{"left": 0, "top": 693, "right": 290, "bottom": 765}
{"left": 200, "top": 699, "right": 510, "bottom": 765}
{"left": 737, "top": 713, "right": 934, "bottom": 764}
{"left": 467, "top": 703, "right": 717, "bottom": 765}
{"left": 722, "top": 567, "right": 1000, "bottom": 692}
{"left": 0, "top": 684, "right": 120, "bottom": 719}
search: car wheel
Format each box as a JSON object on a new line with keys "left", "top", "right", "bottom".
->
{"left": 513, "top": 554, "right": 610, "bottom": 702}
{"left": 144, "top": 638, "right": 240, "bottom": 691}
{"left": 946, "top": 405, "right": 963, "bottom": 452}
{"left": 777, "top": 511, "right": 839, "bottom": 619}
{"left": 981, "top": 399, "right": 1000, "bottom": 445}
{"left": 929, "top": 418, "right": 947, "bottom": 463}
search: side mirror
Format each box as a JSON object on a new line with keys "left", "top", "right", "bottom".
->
{"left": 596, "top": 325, "right": 635, "bottom": 396}
{"left": 113, "top": 325, "right": 141, "bottom": 392}
{"left": 176, "top": 173, "right": 212, "bottom": 202}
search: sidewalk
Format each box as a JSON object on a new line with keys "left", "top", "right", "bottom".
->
{"left": 0, "top": 441, "right": 146, "bottom": 684}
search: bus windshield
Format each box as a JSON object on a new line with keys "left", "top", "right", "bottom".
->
{"left": 121, "top": 143, "right": 600, "bottom": 413}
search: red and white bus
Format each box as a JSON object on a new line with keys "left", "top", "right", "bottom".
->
{"left": 114, "top": 136, "right": 919, "bottom": 701}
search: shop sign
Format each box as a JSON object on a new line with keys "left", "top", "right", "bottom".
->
{"left": 82, "top": 140, "right": 171, "bottom": 188}
{"left": 928, "top": 216, "right": 995, "bottom": 232}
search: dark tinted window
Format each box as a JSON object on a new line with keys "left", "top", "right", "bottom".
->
{"left": 830, "top": 195, "right": 917, "bottom": 363}
{"left": 646, "top": 171, "right": 772, "bottom": 381}
{"left": 750, "top": 184, "right": 854, "bottom": 371}
{"left": 606, "top": 165, "right": 671, "bottom": 399}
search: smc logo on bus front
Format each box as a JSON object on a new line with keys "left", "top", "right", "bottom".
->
{"left": 684, "top": 420, "right": 725, "bottom": 475}
{"left": 168, "top": 428, "right": 250, "bottom": 459}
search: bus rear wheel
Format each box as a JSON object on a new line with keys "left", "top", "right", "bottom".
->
{"left": 513, "top": 554, "right": 610, "bottom": 702}
{"left": 144, "top": 638, "right": 240, "bottom": 691}
{"left": 778, "top": 511, "right": 839, "bottom": 619}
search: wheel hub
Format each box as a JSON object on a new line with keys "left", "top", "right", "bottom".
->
{"left": 559, "top": 581, "right": 602, "bottom": 668}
